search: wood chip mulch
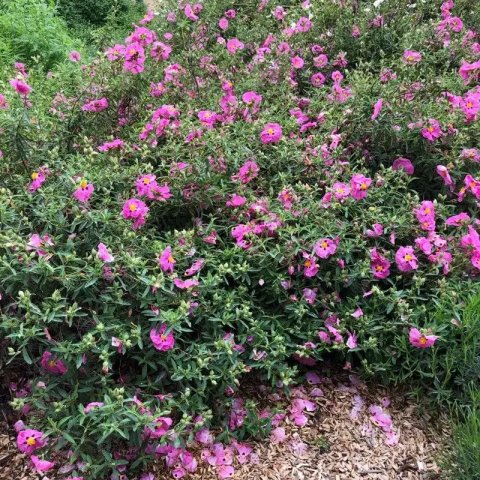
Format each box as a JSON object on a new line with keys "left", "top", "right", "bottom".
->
{"left": 0, "top": 376, "right": 451, "bottom": 480}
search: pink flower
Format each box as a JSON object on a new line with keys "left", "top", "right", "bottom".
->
{"left": 414, "top": 200, "right": 435, "bottom": 231}
{"left": 461, "top": 148, "right": 480, "bottom": 163}
{"left": 302, "top": 253, "right": 319, "bottom": 277}
{"left": 84, "top": 402, "right": 104, "bottom": 413}
{"left": 184, "top": 4, "right": 199, "bottom": 21}
{"left": 31, "top": 456, "right": 55, "bottom": 473}
{"left": 27, "top": 233, "right": 53, "bottom": 257}
{"left": 371, "top": 98, "right": 383, "bottom": 120}
{"left": 403, "top": 50, "right": 422, "bottom": 64}
{"left": 73, "top": 179, "right": 94, "bottom": 203}
{"left": 366, "top": 223, "right": 384, "bottom": 237}
{"left": 159, "top": 246, "right": 175, "bottom": 274}
{"left": 185, "top": 259, "right": 205, "bottom": 277}
{"left": 173, "top": 278, "right": 199, "bottom": 289}
{"left": 29, "top": 170, "right": 46, "bottom": 192}
{"left": 226, "top": 38, "right": 244, "bottom": 54}
{"left": 10, "top": 78, "right": 32, "bottom": 97}
{"left": 461, "top": 93, "right": 480, "bottom": 120}
{"left": 445, "top": 212, "right": 470, "bottom": 226}
{"left": 392, "top": 157, "right": 414, "bottom": 175}
{"left": 260, "top": 123, "right": 282, "bottom": 144}
{"left": 421, "top": 119, "right": 442, "bottom": 142}
{"left": 127, "top": 26, "right": 157, "bottom": 46}
{"left": 459, "top": 60, "right": 480, "bottom": 85}
{"left": 97, "top": 243, "right": 114, "bottom": 263}
{"left": 332, "top": 182, "right": 351, "bottom": 200}
{"left": 198, "top": 110, "right": 218, "bottom": 126}
{"left": 135, "top": 174, "right": 172, "bottom": 201}
{"left": 350, "top": 174, "right": 372, "bottom": 200}
{"left": 436, "top": 165, "right": 454, "bottom": 190}
{"left": 242, "top": 91, "right": 262, "bottom": 106}
{"left": 313, "top": 54, "right": 328, "bottom": 68}
{"left": 226, "top": 194, "right": 247, "bottom": 207}
{"left": 311, "top": 72, "right": 326, "bottom": 87}
{"left": 219, "top": 17, "right": 229, "bottom": 30}
{"left": 105, "top": 44, "right": 125, "bottom": 61}
{"left": 278, "top": 188, "right": 296, "bottom": 210}
{"left": 151, "top": 41, "right": 172, "bottom": 61}
{"left": 314, "top": 238, "right": 339, "bottom": 259}
{"left": 68, "top": 50, "right": 81, "bottom": 62}
{"left": 291, "top": 56, "right": 304, "bottom": 69}
{"left": 395, "top": 246, "right": 418, "bottom": 272}
{"left": 351, "top": 307, "right": 364, "bottom": 318}
{"left": 274, "top": 6, "right": 286, "bottom": 20}
{"left": 98, "top": 138, "right": 125, "bottom": 152}
{"left": 123, "top": 43, "right": 145, "bottom": 74}
{"left": 346, "top": 331, "right": 358, "bottom": 349}
{"left": 409, "top": 327, "right": 438, "bottom": 348}
{"left": 122, "top": 198, "right": 149, "bottom": 229}
{"left": 17, "top": 429, "right": 46, "bottom": 454}
{"left": 231, "top": 160, "right": 259, "bottom": 183}
{"left": 370, "top": 248, "right": 391, "bottom": 279}
{"left": 150, "top": 324, "right": 175, "bottom": 351}
{"left": 147, "top": 416, "right": 173, "bottom": 438}
{"left": 82, "top": 98, "right": 108, "bottom": 112}
{"left": 40, "top": 351, "right": 68, "bottom": 375}
{"left": 140, "top": 9, "right": 154, "bottom": 24}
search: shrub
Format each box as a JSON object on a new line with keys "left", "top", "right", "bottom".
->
{"left": 0, "top": 0, "right": 479, "bottom": 478}
{"left": 0, "top": 0, "right": 79, "bottom": 72}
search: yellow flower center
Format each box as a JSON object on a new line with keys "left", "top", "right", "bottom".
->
{"left": 31, "top": 172, "right": 39, "bottom": 180}
{"left": 80, "top": 179, "right": 88, "bottom": 189}
{"left": 424, "top": 207, "right": 431, "bottom": 214}
{"left": 405, "top": 254, "right": 413, "bottom": 261}
{"left": 49, "top": 359, "right": 57, "bottom": 367}
{"left": 304, "top": 260, "right": 312, "bottom": 268}
{"left": 129, "top": 203, "right": 137, "bottom": 212}
{"left": 168, "top": 255, "right": 175, "bottom": 263}
{"left": 375, "top": 265, "right": 383, "bottom": 271}
{"left": 427, "top": 126, "right": 434, "bottom": 132}
{"left": 143, "top": 177, "right": 151, "bottom": 185}
{"left": 129, "top": 48, "right": 136, "bottom": 55}
{"left": 419, "top": 336, "right": 427, "bottom": 345}
{"left": 267, "top": 128, "right": 274, "bottom": 135}
{"left": 467, "top": 102, "right": 473, "bottom": 108}
{"left": 360, "top": 182, "right": 367, "bottom": 190}
{"left": 321, "top": 241, "right": 328, "bottom": 248}
{"left": 26, "top": 437, "right": 36, "bottom": 446}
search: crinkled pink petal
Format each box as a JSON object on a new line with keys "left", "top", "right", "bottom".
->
{"left": 217, "top": 465, "right": 235, "bottom": 479}
{"left": 270, "top": 427, "right": 287, "bottom": 443}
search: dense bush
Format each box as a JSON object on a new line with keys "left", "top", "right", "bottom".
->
{"left": 0, "top": 0, "right": 79, "bottom": 72}
{"left": 56, "top": 0, "right": 135, "bottom": 27}
{"left": 55, "top": 0, "right": 146, "bottom": 49}
{"left": 1, "top": 0, "right": 480, "bottom": 478}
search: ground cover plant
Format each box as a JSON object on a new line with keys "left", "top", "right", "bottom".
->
{"left": 0, "top": 0, "right": 480, "bottom": 478}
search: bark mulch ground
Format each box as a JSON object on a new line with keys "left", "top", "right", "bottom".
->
{"left": 0, "top": 375, "right": 450, "bottom": 480}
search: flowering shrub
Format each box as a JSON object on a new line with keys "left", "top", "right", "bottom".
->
{"left": 1, "top": 0, "right": 480, "bottom": 478}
